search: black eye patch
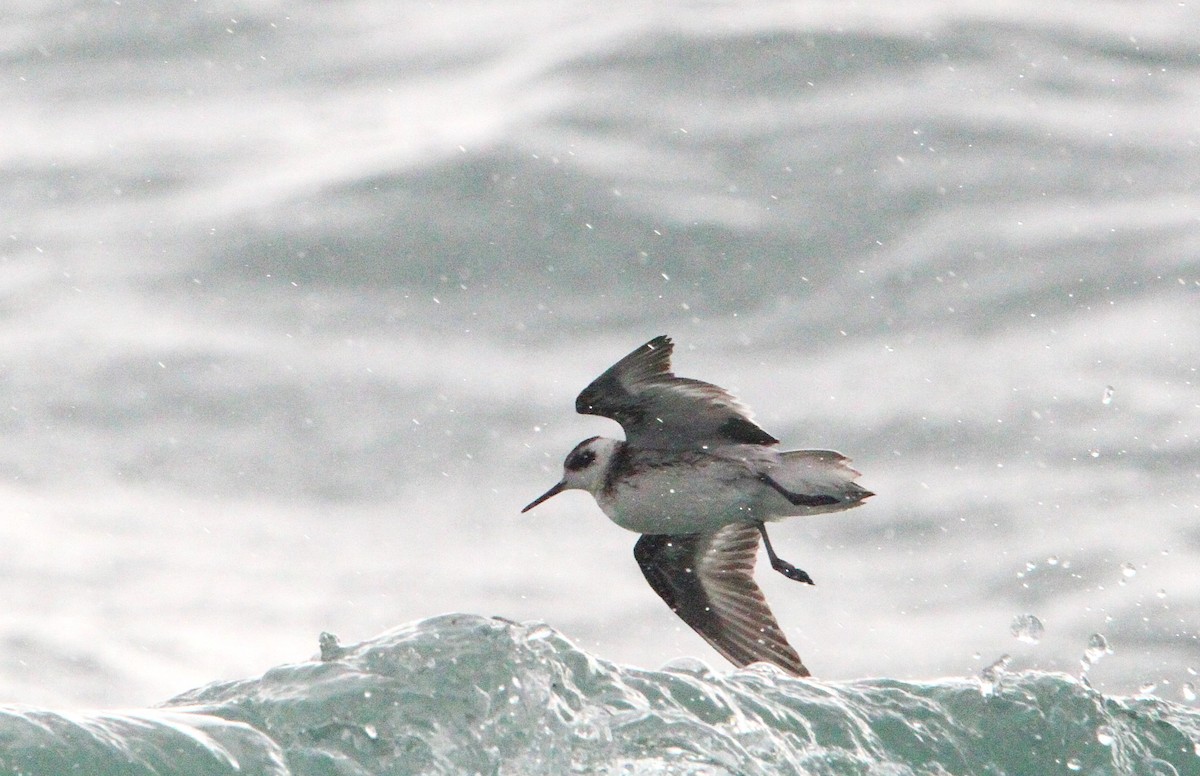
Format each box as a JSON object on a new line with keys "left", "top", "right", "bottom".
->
{"left": 565, "top": 449, "right": 597, "bottom": 471}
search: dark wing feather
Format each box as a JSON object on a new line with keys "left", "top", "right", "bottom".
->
{"left": 575, "top": 335, "right": 672, "bottom": 432}
{"left": 576, "top": 336, "right": 778, "bottom": 449}
{"left": 633, "top": 524, "right": 809, "bottom": 676}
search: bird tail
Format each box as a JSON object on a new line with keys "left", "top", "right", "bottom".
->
{"left": 767, "top": 450, "right": 873, "bottom": 515}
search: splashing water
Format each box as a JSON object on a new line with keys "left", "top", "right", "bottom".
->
{"left": 1080, "top": 633, "right": 1114, "bottom": 679}
{"left": 1010, "top": 614, "right": 1045, "bottom": 644}
{"left": 1, "top": 616, "right": 1198, "bottom": 776}
{"left": 979, "top": 654, "right": 1013, "bottom": 698}
{"left": 1085, "top": 634, "right": 1112, "bottom": 663}
{"left": 1089, "top": 633, "right": 1113, "bottom": 666}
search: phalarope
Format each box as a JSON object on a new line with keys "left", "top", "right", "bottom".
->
{"left": 523, "top": 336, "right": 872, "bottom": 675}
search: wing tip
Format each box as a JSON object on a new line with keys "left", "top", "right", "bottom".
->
{"left": 575, "top": 335, "right": 676, "bottom": 417}
{"left": 627, "top": 335, "right": 675, "bottom": 378}
{"left": 646, "top": 334, "right": 672, "bottom": 350}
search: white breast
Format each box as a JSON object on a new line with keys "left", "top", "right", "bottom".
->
{"left": 594, "top": 455, "right": 759, "bottom": 535}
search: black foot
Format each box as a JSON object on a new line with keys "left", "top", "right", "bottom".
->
{"left": 770, "top": 557, "right": 815, "bottom": 585}
{"left": 755, "top": 522, "right": 815, "bottom": 585}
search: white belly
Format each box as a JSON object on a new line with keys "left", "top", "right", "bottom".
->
{"left": 581, "top": 443, "right": 866, "bottom": 535}
{"left": 594, "top": 457, "right": 761, "bottom": 535}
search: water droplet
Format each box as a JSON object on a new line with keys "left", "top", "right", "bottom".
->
{"left": 1156, "top": 589, "right": 1167, "bottom": 599}
{"left": 1010, "top": 614, "right": 1045, "bottom": 644}
{"left": 1046, "top": 555, "right": 1060, "bottom": 566}
{"left": 1120, "top": 562, "right": 1137, "bottom": 579}
{"left": 1025, "top": 561, "right": 1037, "bottom": 572}
{"left": 1102, "top": 385, "right": 1115, "bottom": 405}
{"left": 1084, "top": 634, "right": 1111, "bottom": 665}
{"left": 363, "top": 724, "right": 378, "bottom": 739}
{"left": 1066, "top": 757, "right": 1082, "bottom": 771}
{"left": 1181, "top": 683, "right": 1196, "bottom": 702}
{"left": 979, "top": 654, "right": 1011, "bottom": 698}
{"left": 1138, "top": 681, "right": 1158, "bottom": 696}
{"left": 1096, "top": 726, "right": 1115, "bottom": 746}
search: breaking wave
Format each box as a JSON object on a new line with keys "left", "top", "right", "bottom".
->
{"left": 2, "top": 614, "right": 1198, "bottom": 775}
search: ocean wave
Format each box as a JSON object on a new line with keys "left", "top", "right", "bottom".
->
{"left": 2, "top": 614, "right": 1196, "bottom": 775}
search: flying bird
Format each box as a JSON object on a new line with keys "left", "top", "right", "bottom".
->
{"left": 523, "top": 336, "right": 872, "bottom": 676}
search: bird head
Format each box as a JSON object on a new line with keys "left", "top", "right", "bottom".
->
{"left": 521, "top": 436, "right": 620, "bottom": 512}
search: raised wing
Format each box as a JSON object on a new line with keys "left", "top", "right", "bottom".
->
{"left": 633, "top": 524, "right": 809, "bottom": 676}
{"left": 576, "top": 335, "right": 778, "bottom": 450}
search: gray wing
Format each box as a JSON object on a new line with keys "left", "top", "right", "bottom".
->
{"left": 576, "top": 335, "right": 778, "bottom": 450}
{"left": 633, "top": 524, "right": 809, "bottom": 676}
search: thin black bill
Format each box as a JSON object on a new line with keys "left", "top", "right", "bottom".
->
{"left": 521, "top": 481, "right": 565, "bottom": 513}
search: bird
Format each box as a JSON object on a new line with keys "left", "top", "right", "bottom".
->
{"left": 522, "top": 335, "right": 872, "bottom": 676}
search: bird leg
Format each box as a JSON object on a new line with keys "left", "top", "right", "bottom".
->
{"left": 756, "top": 523, "right": 814, "bottom": 585}
{"left": 758, "top": 474, "right": 840, "bottom": 508}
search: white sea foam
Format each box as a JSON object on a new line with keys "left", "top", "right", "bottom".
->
{"left": 4, "top": 616, "right": 1199, "bottom": 776}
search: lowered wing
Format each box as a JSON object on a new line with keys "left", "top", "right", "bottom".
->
{"left": 633, "top": 523, "right": 808, "bottom": 676}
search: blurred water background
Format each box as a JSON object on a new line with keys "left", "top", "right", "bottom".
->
{"left": 1, "top": 0, "right": 1198, "bottom": 711}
